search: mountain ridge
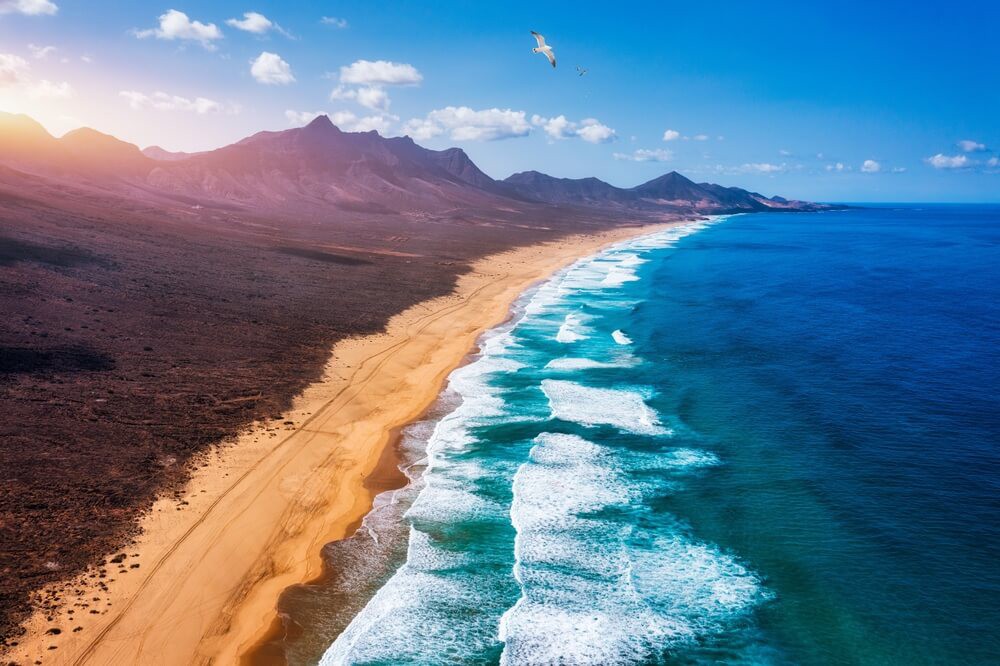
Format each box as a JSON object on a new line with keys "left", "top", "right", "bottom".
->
{"left": 503, "top": 168, "right": 823, "bottom": 214}
{"left": 0, "top": 112, "right": 835, "bottom": 218}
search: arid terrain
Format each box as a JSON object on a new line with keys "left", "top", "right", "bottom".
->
{"left": 0, "top": 111, "right": 831, "bottom": 647}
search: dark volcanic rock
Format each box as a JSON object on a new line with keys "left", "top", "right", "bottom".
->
{"left": 505, "top": 168, "right": 837, "bottom": 214}
{"left": 630, "top": 170, "right": 712, "bottom": 201}
{"left": 0, "top": 346, "right": 115, "bottom": 375}
{"left": 505, "top": 171, "right": 627, "bottom": 206}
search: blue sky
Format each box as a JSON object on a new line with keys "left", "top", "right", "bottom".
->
{"left": 1, "top": 0, "right": 997, "bottom": 201}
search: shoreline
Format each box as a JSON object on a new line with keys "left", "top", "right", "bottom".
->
{"left": 244, "top": 420, "right": 411, "bottom": 666}
{"left": 3, "top": 220, "right": 679, "bottom": 666}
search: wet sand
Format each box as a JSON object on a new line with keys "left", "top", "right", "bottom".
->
{"left": 3, "top": 222, "right": 675, "bottom": 666}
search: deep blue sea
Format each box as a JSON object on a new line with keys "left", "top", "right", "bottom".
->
{"left": 316, "top": 206, "right": 1000, "bottom": 665}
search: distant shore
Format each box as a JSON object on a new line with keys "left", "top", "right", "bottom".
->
{"left": 3, "top": 221, "right": 679, "bottom": 666}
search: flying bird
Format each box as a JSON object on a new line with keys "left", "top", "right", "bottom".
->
{"left": 576, "top": 65, "right": 588, "bottom": 76}
{"left": 530, "top": 31, "right": 556, "bottom": 68}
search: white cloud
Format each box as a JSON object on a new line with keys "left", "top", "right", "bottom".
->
{"left": 988, "top": 157, "right": 999, "bottom": 168}
{"left": 135, "top": 9, "right": 223, "bottom": 49}
{"left": 27, "top": 43, "right": 56, "bottom": 59}
{"left": 356, "top": 85, "right": 389, "bottom": 111}
{"left": 401, "top": 117, "right": 443, "bottom": 141}
{"left": 532, "top": 114, "right": 571, "bottom": 139}
{"left": 531, "top": 114, "right": 616, "bottom": 144}
{"left": 925, "top": 153, "right": 969, "bottom": 169}
{"left": 576, "top": 119, "right": 616, "bottom": 144}
{"left": 321, "top": 16, "right": 348, "bottom": 28}
{"left": 826, "top": 162, "right": 847, "bottom": 172}
{"left": 332, "top": 61, "right": 421, "bottom": 114}
{"left": 778, "top": 149, "right": 792, "bottom": 156}
{"left": 80, "top": 54, "right": 92, "bottom": 63}
{"left": 0, "top": 52, "right": 70, "bottom": 97}
{"left": 226, "top": 11, "right": 272, "bottom": 33}
{"left": 120, "top": 90, "right": 231, "bottom": 114}
{"left": 250, "top": 51, "right": 294, "bottom": 84}
{"left": 345, "top": 113, "right": 396, "bottom": 133}
{"left": 688, "top": 163, "right": 799, "bottom": 177}
{"left": 661, "top": 129, "right": 711, "bottom": 142}
{"left": 285, "top": 109, "right": 395, "bottom": 134}
{"left": 614, "top": 148, "right": 673, "bottom": 162}
{"left": 340, "top": 59, "right": 421, "bottom": 86}
{"left": 0, "top": 52, "right": 29, "bottom": 85}
{"left": 285, "top": 110, "right": 325, "bottom": 126}
{"left": 227, "top": 11, "right": 292, "bottom": 38}
{"left": 328, "top": 85, "right": 356, "bottom": 101}
{"left": 741, "top": 162, "right": 786, "bottom": 173}
{"left": 434, "top": 107, "right": 529, "bottom": 141}
{"left": 861, "top": 159, "right": 881, "bottom": 173}
{"left": 333, "top": 85, "right": 389, "bottom": 111}
{"left": 0, "top": 0, "right": 57, "bottom": 16}
{"left": 957, "top": 139, "right": 986, "bottom": 153}
{"left": 27, "top": 78, "right": 70, "bottom": 98}
{"left": 403, "top": 106, "right": 529, "bottom": 142}
{"left": 891, "top": 167, "right": 907, "bottom": 173}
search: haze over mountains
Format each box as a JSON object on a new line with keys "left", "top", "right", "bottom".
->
{"left": 0, "top": 112, "right": 828, "bottom": 218}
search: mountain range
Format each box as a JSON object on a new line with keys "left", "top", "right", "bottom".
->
{"left": 0, "top": 112, "right": 830, "bottom": 219}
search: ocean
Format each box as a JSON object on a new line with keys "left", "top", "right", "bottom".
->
{"left": 281, "top": 206, "right": 1000, "bottom": 665}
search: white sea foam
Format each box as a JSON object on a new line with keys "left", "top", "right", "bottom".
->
{"left": 618, "top": 447, "right": 721, "bottom": 474}
{"left": 665, "top": 447, "right": 721, "bottom": 468}
{"left": 403, "top": 527, "right": 473, "bottom": 571}
{"left": 405, "top": 483, "right": 504, "bottom": 524}
{"left": 612, "top": 329, "right": 632, "bottom": 345}
{"left": 544, "top": 357, "right": 620, "bottom": 370}
{"left": 517, "top": 217, "right": 731, "bottom": 324}
{"left": 586, "top": 297, "right": 640, "bottom": 312}
{"left": 542, "top": 379, "right": 669, "bottom": 436}
{"left": 499, "top": 539, "right": 764, "bottom": 666}
{"left": 619, "top": 252, "right": 647, "bottom": 267}
{"left": 513, "top": 438, "right": 635, "bottom": 536}
{"left": 322, "top": 563, "right": 506, "bottom": 665}
{"left": 556, "top": 312, "right": 590, "bottom": 343}
{"left": 523, "top": 283, "right": 567, "bottom": 316}
{"left": 499, "top": 432, "right": 766, "bottom": 665}
{"left": 601, "top": 263, "right": 641, "bottom": 286}
{"left": 629, "top": 535, "right": 767, "bottom": 620}
{"left": 508, "top": 435, "right": 640, "bottom": 577}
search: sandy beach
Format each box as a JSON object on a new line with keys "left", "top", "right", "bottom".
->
{"left": 3, "top": 221, "right": 676, "bottom": 666}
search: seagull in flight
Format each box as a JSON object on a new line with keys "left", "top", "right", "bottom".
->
{"left": 576, "top": 65, "right": 588, "bottom": 76}
{"left": 530, "top": 31, "right": 556, "bottom": 68}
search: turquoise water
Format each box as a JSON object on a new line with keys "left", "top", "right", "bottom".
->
{"left": 318, "top": 207, "right": 1000, "bottom": 665}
